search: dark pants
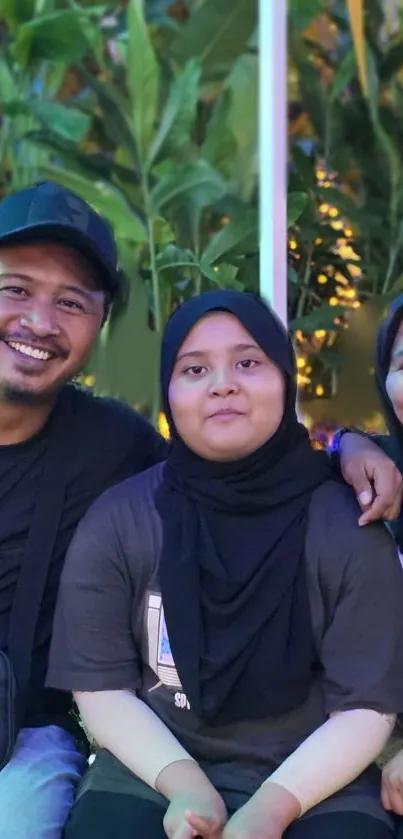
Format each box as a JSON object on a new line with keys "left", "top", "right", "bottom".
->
{"left": 64, "top": 791, "right": 395, "bottom": 838}
{"left": 395, "top": 819, "right": 403, "bottom": 838}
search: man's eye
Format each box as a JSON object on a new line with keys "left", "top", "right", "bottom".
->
{"left": 0, "top": 285, "right": 28, "bottom": 296}
{"left": 58, "top": 299, "right": 85, "bottom": 312}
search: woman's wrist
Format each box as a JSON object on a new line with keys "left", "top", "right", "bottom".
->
{"left": 255, "top": 780, "right": 301, "bottom": 830}
{"left": 155, "top": 758, "right": 217, "bottom": 802}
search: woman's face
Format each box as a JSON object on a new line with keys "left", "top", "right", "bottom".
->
{"left": 386, "top": 318, "right": 403, "bottom": 422}
{"left": 168, "top": 312, "right": 286, "bottom": 461}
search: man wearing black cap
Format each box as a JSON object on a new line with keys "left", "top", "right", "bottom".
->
{"left": 0, "top": 181, "right": 166, "bottom": 837}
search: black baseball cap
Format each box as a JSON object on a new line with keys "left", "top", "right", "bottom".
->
{"left": 0, "top": 181, "right": 123, "bottom": 298}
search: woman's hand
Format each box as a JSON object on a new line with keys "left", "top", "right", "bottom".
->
{"left": 339, "top": 433, "right": 403, "bottom": 524}
{"left": 157, "top": 759, "right": 227, "bottom": 838}
{"left": 219, "top": 782, "right": 300, "bottom": 839}
{"left": 382, "top": 749, "right": 403, "bottom": 815}
{"left": 164, "top": 788, "right": 227, "bottom": 839}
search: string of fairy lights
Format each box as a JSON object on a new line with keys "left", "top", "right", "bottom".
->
{"left": 289, "top": 162, "right": 362, "bottom": 400}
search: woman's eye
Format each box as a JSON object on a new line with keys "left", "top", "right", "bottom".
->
{"left": 185, "top": 365, "right": 206, "bottom": 376}
{"left": 238, "top": 359, "right": 258, "bottom": 369}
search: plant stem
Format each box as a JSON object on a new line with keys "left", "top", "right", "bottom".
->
{"left": 296, "top": 243, "right": 314, "bottom": 319}
{"left": 382, "top": 219, "right": 403, "bottom": 295}
{"left": 193, "top": 219, "right": 202, "bottom": 294}
{"left": 142, "top": 175, "right": 162, "bottom": 426}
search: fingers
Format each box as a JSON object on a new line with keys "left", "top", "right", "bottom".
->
{"left": 169, "top": 823, "right": 195, "bottom": 839}
{"left": 382, "top": 774, "right": 403, "bottom": 816}
{"left": 344, "top": 472, "right": 374, "bottom": 514}
{"left": 381, "top": 782, "right": 391, "bottom": 812}
{"left": 358, "top": 495, "right": 389, "bottom": 526}
{"left": 185, "top": 810, "right": 223, "bottom": 837}
{"left": 373, "top": 468, "right": 403, "bottom": 521}
{"left": 358, "top": 485, "right": 402, "bottom": 525}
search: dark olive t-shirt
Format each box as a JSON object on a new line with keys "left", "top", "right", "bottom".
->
{"left": 48, "top": 466, "right": 403, "bottom": 817}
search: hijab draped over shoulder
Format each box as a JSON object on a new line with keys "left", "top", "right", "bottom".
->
{"left": 155, "top": 291, "right": 331, "bottom": 725}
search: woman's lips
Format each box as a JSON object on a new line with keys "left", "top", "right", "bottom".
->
{"left": 208, "top": 409, "right": 244, "bottom": 421}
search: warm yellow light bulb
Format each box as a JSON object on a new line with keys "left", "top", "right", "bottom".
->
{"left": 158, "top": 412, "right": 170, "bottom": 440}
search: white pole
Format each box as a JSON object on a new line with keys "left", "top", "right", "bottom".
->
{"left": 259, "top": 0, "right": 288, "bottom": 324}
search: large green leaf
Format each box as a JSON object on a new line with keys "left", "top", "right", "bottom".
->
{"left": 289, "top": 305, "right": 346, "bottom": 332}
{"left": 11, "top": 10, "right": 97, "bottom": 68}
{"left": 26, "top": 131, "right": 139, "bottom": 185}
{"left": 127, "top": 0, "right": 159, "bottom": 161}
{"left": 2, "top": 101, "right": 91, "bottom": 143}
{"left": 171, "top": 0, "right": 257, "bottom": 81}
{"left": 202, "top": 262, "right": 241, "bottom": 287}
{"left": 287, "top": 192, "right": 308, "bottom": 227}
{"left": 156, "top": 245, "right": 200, "bottom": 272}
{"left": 227, "top": 54, "right": 258, "bottom": 200}
{"left": 40, "top": 165, "right": 147, "bottom": 243}
{"left": 380, "top": 41, "right": 403, "bottom": 82}
{"left": 0, "top": 0, "right": 35, "bottom": 30}
{"left": 90, "top": 263, "right": 159, "bottom": 409}
{"left": 202, "top": 91, "right": 237, "bottom": 175}
{"left": 329, "top": 49, "right": 356, "bottom": 103}
{"left": 150, "top": 159, "right": 227, "bottom": 213}
{"left": 147, "top": 59, "right": 201, "bottom": 169}
{"left": 78, "top": 66, "right": 139, "bottom": 165}
{"left": 288, "top": 0, "right": 328, "bottom": 32}
{"left": 0, "top": 56, "right": 17, "bottom": 102}
{"left": 201, "top": 207, "right": 258, "bottom": 268}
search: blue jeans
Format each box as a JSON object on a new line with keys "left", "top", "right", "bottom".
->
{"left": 0, "top": 725, "right": 86, "bottom": 838}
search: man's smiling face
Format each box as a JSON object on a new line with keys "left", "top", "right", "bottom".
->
{"left": 0, "top": 241, "right": 105, "bottom": 404}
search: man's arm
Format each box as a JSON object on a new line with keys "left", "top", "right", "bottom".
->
{"left": 332, "top": 429, "right": 402, "bottom": 523}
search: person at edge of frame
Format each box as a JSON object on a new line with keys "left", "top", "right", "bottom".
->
{"left": 331, "top": 294, "right": 403, "bottom": 834}
{"left": 0, "top": 181, "right": 167, "bottom": 839}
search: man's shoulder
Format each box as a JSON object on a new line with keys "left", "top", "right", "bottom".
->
{"left": 65, "top": 385, "right": 157, "bottom": 449}
{"left": 61, "top": 386, "right": 166, "bottom": 484}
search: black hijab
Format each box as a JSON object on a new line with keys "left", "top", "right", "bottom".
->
{"left": 376, "top": 295, "right": 403, "bottom": 446}
{"left": 155, "top": 290, "right": 332, "bottom": 725}
{"left": 375, "top": 296, "right": 403, "bottom": 547}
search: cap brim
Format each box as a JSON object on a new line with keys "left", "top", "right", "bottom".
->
{"left": 0, "top": 223, "right": 122, "bottom": 296}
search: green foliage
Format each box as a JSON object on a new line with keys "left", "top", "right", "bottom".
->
{"left": 288, "top": 0, "right": 403, "bottom": 413}
{"left": 0, "top": 0, "right": 259, "bottom": 417}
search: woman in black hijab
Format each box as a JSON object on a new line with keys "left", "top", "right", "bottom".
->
{"left": 334, "top": 295, "right": 403, "bottom": 824}
{"left": 48, "top": 291, "right": 403, "bottom": 839}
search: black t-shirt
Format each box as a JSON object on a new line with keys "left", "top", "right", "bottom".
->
{"left": 0, "top": 384, "right": 167, "bottom": 729}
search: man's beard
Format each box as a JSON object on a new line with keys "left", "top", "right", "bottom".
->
{"left": 1, "top": 382, "right": 61, "bottom": 406}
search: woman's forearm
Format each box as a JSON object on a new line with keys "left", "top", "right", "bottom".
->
{"left": 75, "top": 689, "right": 205, "bottom": 794}
{"left": 262, "top": 709, "right": 396, "bottom": 817}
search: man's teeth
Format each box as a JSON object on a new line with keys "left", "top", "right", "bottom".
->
{"left": 8, "top": 342, "right": 52, "bottom": 361}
